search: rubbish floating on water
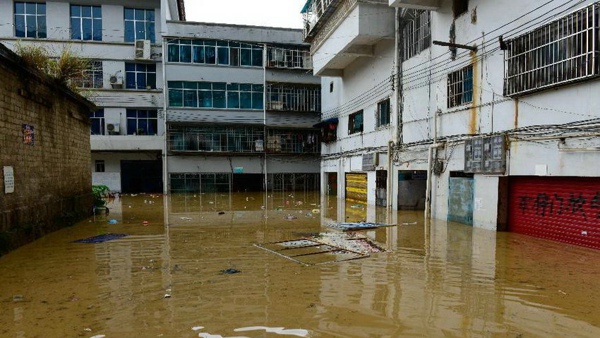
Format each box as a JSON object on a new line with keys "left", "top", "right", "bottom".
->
{"left": 220, "top": 268, "right": 241, "bottom": 275}
{"left": 13, "top": 295, "right": 24, "bottom": 302}
{"left": 327, "top": 222, "right": 396, "bottom": 232}
{"left": 218, "top": 211, "right": 225, "bottom": 215}
{"left": 107, "top": 219, "right": 118, "bottom": 224}
{"left": 255, "top": 232, "right": 386, "bottom": 266}
{"left": 90, "top": 335, "right": 106, "bottom": 338}
{"left": 306, "top": 212, "right": 313, "bottom": 217}
{"left": 192, "top": 326, "right": 205, "bottom": 331}
{"left": 401, "top": 221, "right": 418, "bottom": 225}
{"left": 311, "top": 209, "right": 320, "bottom": 214}
{"left": 234, "top": 326, "right": 309, "bottom": 337}
{"left": 73, "top": 233, "right": 128, "bottom": 244}
{"left": 142, "top": 220, "right": 149, "bottom": 225}
{"left": 284, "top": 214, "right": 297, "bottom": 220}
{"left": 164, "top": 293, "right": 171, "bottom": 298}
{"left": 180, "top": 217, "right": 192, "bottom": 221}
{"left": 350, "top": 204, "right": 363, "bottom": 209}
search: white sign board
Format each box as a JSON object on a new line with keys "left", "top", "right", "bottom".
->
{"left": 3, "top": 166, "right": 14, "bottom": 194}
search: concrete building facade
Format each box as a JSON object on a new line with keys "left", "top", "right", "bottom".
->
{"left": 163, "top": 22, "right": 321, "bottom": 193}
{"left": 306, "top": 0, "right": 600, "bottom": 249}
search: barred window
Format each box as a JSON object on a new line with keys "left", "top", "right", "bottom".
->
{"left": 79, "top": 61, "right": 103, "bottom": 89}
{"left": 447, "top": 65, "right": 473, "bottom": 108}
{"left": 266, "top": 46, "right": 311, "bottom": 69}
{"left": 266, "top": 84, "right": 320, "bottom": 112}
{"left": 504, "top": 3, "right": 600, "bottom": 97}
{"left": 348, "top": 110, "right": 364, "bottom": 134}
{"left": 403, "top": 10, "right": 431, "bottom": 60}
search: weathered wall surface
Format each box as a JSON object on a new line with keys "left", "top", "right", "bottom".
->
{"left": 0, "top": 44, "right": 94, "bottom": 255}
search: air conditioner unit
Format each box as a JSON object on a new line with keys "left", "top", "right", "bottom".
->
{"left": 109, "top": 75, "right": 123, "bottom": 89}
{"left": 106, "top": 123, "right": 120, "bottom": 135}
{"left": 135, "top": 39, "right": 151, "bottom": 60}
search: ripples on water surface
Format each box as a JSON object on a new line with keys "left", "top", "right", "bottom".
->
{"left": 1, "top": 192, "right": 600, "bottom": 337}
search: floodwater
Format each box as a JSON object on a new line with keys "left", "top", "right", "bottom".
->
{"left": 2, "top": 192, "right": 600, "bottom": 338}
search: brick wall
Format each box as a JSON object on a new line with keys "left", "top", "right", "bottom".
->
{"left": 0, "top": 44, "right": 94, "bottom": 255}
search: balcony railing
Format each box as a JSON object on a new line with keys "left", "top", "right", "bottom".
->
{"left": 266, "top": 129, "right": 321, "bottom": 154}
{"left": 266, "top": 84, "right": 321, "bottom": 112}
{"left": 267, "top": 47, "right": 312, "bottom": 70}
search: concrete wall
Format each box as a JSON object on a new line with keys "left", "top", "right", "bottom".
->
{"left": 0, "top": 45, "right": 94, "bottom": 254}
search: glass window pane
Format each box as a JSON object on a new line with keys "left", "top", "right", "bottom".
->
{"left": 240, "top": 49, "right": 251, "bottom": 66}
{"left": 137, "top": 73, "right": 146, "bottom": 89}
{"left": 26, "top": 3, "right": 36, "bottom": 14}
{"left": 26, "top": 19, "right": 36, "bottom": 38}
{"left": 193, "top": 46, "right": 205, "bottom": 63}
{"left": 124, "top": 21, "right": 134, "bottom": 42}
{"left": 240, "top": 92, "right": 252, "bottom": 109}
{"left": 38, "top": 3, "right": 45, "bottom": 14}
{"left": 147, "top": 22, "right": 155, "bottom": 42}
{"left": 93, "top": 6, "right": 101, "bottom": 18}
{"left": 198, "top": 90, "right": 212, "bottom": 107}
{"left": 124, "top": 8, "right": 134, "bottom": 20}
{"left": 15, "top": 15, "right": 25, "bottom": 37}
{"left": 125, "top": 73, "right": 136, "bottom": 88}
{"left": 227, "top": 92, "right": 239, "bottom": 108}
{"left": 168, "top": 44, "right": 179, "bottom": 62}
{"left": 180, "top": 45, "right": 191, "bottom": 62}
{"left": 252, "top": 92, "right": 263, "bottom": 110}
{"left": 125, "top": 63, "right": 135, "bottom": 71}
{"left": 82, "top": 6, "right": 91, "bottom": 17}
{"left": 135, "top": 9, "right": 144, "bottom": 20}
{"left": 71, "top": 5, "right": 81, "bottom": 17}
{"left": 213, "top": 91, "right": 226, "bottom": 108}
{"left": 252, "top": 49, "right": 263, "bottom": 66}
{"left": 213, "top": 83, "right": 226, "bottom": 90}
{"left": 138, "top": 110, "right": 148, "bottom": 118}
{"left": 38, "top": 18, "right": 46, "bottom": 38}
{"left": 15, "top": 3, "right": 25, "bottom": 14}
{"left": 71, "top": 18, "right": 80, "bottom": 39}
{"left": 239, "top": 84, "right": 251, "bottom": 91}
{"left": 147, "top": 73, "right": 156, "bottom": 89}
{"left": 146, "top": 10, "right": 155, "bottom": 21}
{"left": 82, "top": 18, "right": 92, "bottom": 40}
{"left": 135, "top": 21, "right": 145, "bottom": 39}
{"left": 93, "top": 19, "right": 102, "bottom": 40}
{"left": 206, "top": 47, "right": 216, "bottom": 63}
{"left": 183, "top": 82, "right": 197, "bottom": 89}
{"left": 169, "top": 89, "right": 183, "bottom": 107}
{"left": 184, "top": 90, "right": 197, "bottom": 107}
{"left": 217, "top": 47, "right": 229, "bottom": 65}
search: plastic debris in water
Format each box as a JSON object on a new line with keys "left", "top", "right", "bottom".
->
{"left": 234, "top": 326, "right": 309, "bottom": 337}
{"left": 284, "top": 215, "right": 297, "bottom": 220}
{"left": 220, "top": 268, "right": 241, "bottom": 275}
{"left": 107, "top": 219, "right": 118, "bottom": 224}
{"left": 73, "top": 233, "right": 128, "bottom": 244}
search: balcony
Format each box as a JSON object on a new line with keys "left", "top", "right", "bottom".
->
{"left": 388, "top": 0, "right": 440, "bottom": 10}
{"left": 91, "top": 135, "right": 163, "bottom": 151}
{"left": 267, "top": 47, "right": 312, "bottom": 70}
{"left": 266, "top": 84, "right": 321, "bottom": 113}
{"left": 302, "top": 0, "right": 395, "bottom": 76}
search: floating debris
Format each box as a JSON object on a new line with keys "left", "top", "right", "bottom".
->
{"left": 234, "top": 326, "right": 309, "bottom": 337}
{"left": 218, "top": 211, "right": 225, "bottom": 215}
{"left": 13, "top": 295, "right": 24, "bottom": 302}
{"left": 327, "top": 222, "right": 396, "bottom": 231}
{"left": 73, "top": 233, "right": 128, "bottom": 244}
{"left": 107, "top": 219, "right": 118, "bottom": 224}
{"left": 220, "top": 268, "right": 241, "bottom": 275}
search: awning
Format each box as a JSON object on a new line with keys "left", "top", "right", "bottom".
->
{"left": 300, "top": 0, "right": 313, "bottom": 14}
{"left": 313, "top": 117, "right": 339, "bottom": 128}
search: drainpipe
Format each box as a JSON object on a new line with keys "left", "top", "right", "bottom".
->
{"left": 162, "top": 37, "right": 168, "bottom": 195}
{"left": 263, "top": 44, "right": 268, "bottom": 192}
{"left": 387, "top": 140, "right": 394, "bottom": 210}
{"left": 424, "top": 109, "right": 439, "bottom": 220}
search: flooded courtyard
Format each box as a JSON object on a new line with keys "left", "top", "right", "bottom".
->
{"left": 2, "top": 192, "right": 600, "bottom": 337}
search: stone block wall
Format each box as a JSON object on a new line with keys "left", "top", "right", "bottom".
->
{"left": 0, "top": 44, "right": 94, "bottom": 255}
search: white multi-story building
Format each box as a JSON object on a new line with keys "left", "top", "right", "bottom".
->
{"left": 163, "top": 22, "right": 321, "bottom": 193}
{"left": 0, "top": 0, "right": 185, "bottom": 194}
{"left": 306, "top": 0, "right": 600, "bottom": 249}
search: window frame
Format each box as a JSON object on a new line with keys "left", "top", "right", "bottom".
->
{"left": 95, "top": 160, "right": 105, "bottom": 173}
{"left": 348, "top": 110, "right": 364, "bottom": 135}
{"left": 70, "top": 4, "right": 102, "bottom": 41}
{"left": 402, "top": 10, "right": 431, "bottom": 60}
{"left": 124, "top": 7, "right": 155, "bottom": 42}
{"left": 90, "top": 109, "right": 105, "bottom": 135}
{"left": 447, "top": 65, "right": 474, "bottom": 108}
{"left": 377, "top": 98, "right": 391, "bottom": 128}
{"left": 126, "top": 109, "right": 158, "bottom": 135}
{"left": 167, "top": 39, "right": 263, "bottom": 67}
{"left": 14, "top": 2, "right": 47, "bottom": 39}
{"left": 79, "top": 61, "right": 103, "bottom": 89}
{"left": 125, "top": 63, "right": 156, "bottom": 90}
{"left": 168, "top": 81, "right": 263, "bottom": 110}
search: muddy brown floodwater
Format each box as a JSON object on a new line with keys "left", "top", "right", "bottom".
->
{"left": 2, "top": 192, "right": 600, "bottom": 338}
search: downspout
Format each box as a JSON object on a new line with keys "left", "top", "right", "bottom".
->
{"left": 263, "top": 44, "right": 268, "bottom": 192}
{"left": 389, "top": 7, "right": 403, "bottom": 210}
{"left": 162, "top": 37, "right": 169, "bottom": 195}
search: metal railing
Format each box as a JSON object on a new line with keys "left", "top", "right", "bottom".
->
{"left": 267, "top": 47, "right": 312, "bottom": 70}
{"left": 266, "top": 84, "right": 321, "bottom": 112}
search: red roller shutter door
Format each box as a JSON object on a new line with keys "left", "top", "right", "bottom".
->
{"left": 508, "top": 177, "right": 600, "bottom": 250}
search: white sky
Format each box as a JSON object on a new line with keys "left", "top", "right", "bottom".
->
{"left": 184, "top": 0, "right": 307, "bottom": 29}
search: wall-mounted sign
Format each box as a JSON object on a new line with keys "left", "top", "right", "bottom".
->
{"left": 3, "top": 166, "right": 14, "bottom": 194}
{"left": 362, "top": 153, "right": 377, "bottom": 171}
{"left": 22, "top": 124, "right": 34, "bottom": 146}
{"left": 465, "top": 135, "right": 506, "bottom": 174}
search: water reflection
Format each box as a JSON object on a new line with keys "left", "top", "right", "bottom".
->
{"left": 0, "top": 192, "right": 599, "bottom": 337}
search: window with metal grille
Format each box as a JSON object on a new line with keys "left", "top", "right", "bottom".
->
{"left": 78, "top": 61, "right": 103, "bottom": 89}
{"left": 402, "top": 10, "right": 431, "bottom": 60}
{"left": 95, "top": 160, "right": 105, "bottom": 173}
{"left": 348, "top": 110, "right": 364, "bottom": 134}
{"left": 14, "top": 2, "right": 46, "bottom": 38}
{"left": 266, "top": 129, "right": 320, "bottom": 154}
{"left": 126, "top": 109, "right": 157, "bottom": 135}
{"left": 504, "top": 3, "right": 600, "bottom": 97}
{"left": 170, "top": 173, "right": 231, "bottom": 193}
{"left": 266, "top": 46, "right": 311, "bottom": 69}
{"left": 447, "top": 65, "right": 473, "bottom": 108}
{"left": 377, "top": 98, "right": 391, "bottom": 127}
{"left": 168, "top": 125, "right": 265, "bottom": 153}
{"left": 124, "top": 8, "right": 154, "bottom": 42}
{"left": 70, "top": 5, "right": 102, "bottom": 41}
{"left": 125, "top": 63, "right": 156, "bottom": 89}
{"left": 90, "top": 109, "right": 104, "bottom": 135}
{"left": 266, "top": 84, "right": 321, "bottom": 112}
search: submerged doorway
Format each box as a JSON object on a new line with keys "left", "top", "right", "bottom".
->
{"left": 121, "top": 160, "right": 162, "bottom": 193}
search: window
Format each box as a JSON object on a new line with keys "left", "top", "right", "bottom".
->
{"left": 266, "top": 46, "right": 310, "bottom": 69}
{"left": 79, "top": 61, "right": 103, "bottom": 89}
{"left": 167, "top": 39, "right": 263, "bottom": 67}
{"left": 504, "top": 3, "right": 600, "bottom": 97}
{"left": 447, "top": 65, "right": 473, "bottom": 108}
{"left": 95, "top": 160, "right": 105, "bottom": 173}
{"left": 124, "top": 8, "right": 155, "bottom": 42}
{"left": 168, "top": 125, "right": 264, "bottom": 153}
{"left": 125, "top": 63, "right": 156, "bottom": 89}
{"left": 329, "top": 81, "right": 334, "bottom": 93}
{"left": 14, "top": 2, "right": 46, "bottom": 38}
{"left": 403, "top": 10, "right": 431, "bottom": 60}
{"left": 168, "top": 81, "right": 263, "bottom": 110}
{"left": 266, "top": 84, "right": 321, "bottom": 112}
{"left": 452, "top": 0, "right": 468, "bottom": 18}
{"left": 377, "top": 98, "right": 391, "bottom": 127}
{"left": 348, "top": 110, "right": 364, "bottom": 134}
{"left": 126, "top": 109, "right": 157, "bottom": 135}
{"left": 90, "top": 109, "right": 105, "bottom": 135}
{"left": 70, "top": 5, "right": 102, "bottom": 41}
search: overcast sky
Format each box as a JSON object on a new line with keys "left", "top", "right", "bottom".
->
{"left": 184, "top": 0, "right": 307, "bottom": 29}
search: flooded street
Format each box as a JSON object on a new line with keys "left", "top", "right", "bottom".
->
{"left": 2, "top": 193, "right": 600, "bottom": 338}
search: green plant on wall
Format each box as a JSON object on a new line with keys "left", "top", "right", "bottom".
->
{"left": 92, "top": 184, "right": 110, "bottom": 208}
